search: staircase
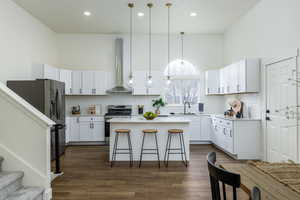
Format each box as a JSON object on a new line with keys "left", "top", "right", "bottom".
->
{"left": 0, "top": 156, "right": 43, "bottom": 200}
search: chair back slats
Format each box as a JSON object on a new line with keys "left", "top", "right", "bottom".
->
{"left": 207, "top": 152, "right": 241, "bottom": 200}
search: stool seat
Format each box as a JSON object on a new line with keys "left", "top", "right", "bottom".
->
{"left": 168, "top": 129, "right": 184, "bottom": 134}
{"left": 143, "top": 129, "right": 158, "bottom": 133}
{"left": 115, "top": 129, "right": 131, "bottom": 133}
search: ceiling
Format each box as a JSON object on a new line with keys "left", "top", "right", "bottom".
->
{"left": 12, "top": 0, "right": 260, "bottom": 34}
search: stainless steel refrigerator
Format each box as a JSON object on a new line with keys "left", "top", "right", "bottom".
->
{"left": 7, "top": 79, "right": 66, "bottom": 160}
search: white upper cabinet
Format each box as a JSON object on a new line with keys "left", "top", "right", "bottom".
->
{"left": 132, "top": 70, "right": 163, "bottom": 96}
{"left": 94, "top": 71, "right": 110, "bottom": 95}
{"left": 206, "top": 58, "right": 260, "bottom": 95}
{"left": 59, "top": 69, "right": 72, "bottom": 94}
{"left": 70, "top": 71, "right": 109, "bottom": 95}
{"left": 43, "top": 64, "right": 60, "bottom": 81}
{"left": 72, "top": 71, "right": 82, "bottom": 95}
{"left": 205, "top": 70, "right": 220, "bottom": 95}
{"left": 82, "top": 71, "right": 94, "bottom": 95}
{"left": 148, "top": 71, "right": 164, "bottom": 95}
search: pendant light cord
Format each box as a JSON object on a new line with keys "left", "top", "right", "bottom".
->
{"left": 181, "top": 32, "right": 184, "bottom": 61}
{"left": 128, "top": 3, "right": 134, "bottom": 79}
{"left": 148, "top": 3, "right": 153, "bottom": 78}
{"left": 166, "top": 3, "right": 171, "bottom": 79}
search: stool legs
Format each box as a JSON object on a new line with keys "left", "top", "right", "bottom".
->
{"left": 111, "top": 132, "right": 133, "bottom": 167}
{"left": 164, "top": 132, "right": 187, "bottom": 168}
{"left": 139, "top": 132, "right": 160, "bottom": 168}
{"left": 139, "top": 132, "right": 146, "bottom": 168}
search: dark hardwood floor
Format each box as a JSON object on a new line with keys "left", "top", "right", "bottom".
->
{"left": 52, "top": 145, "right": 249, "bottom": 200}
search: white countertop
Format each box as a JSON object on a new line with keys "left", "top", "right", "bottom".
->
{"left": 213, "top": 115, "right": 261, "bottom": 121}
{"left": 108, "top": 116, "right": 190, "bottom": 123}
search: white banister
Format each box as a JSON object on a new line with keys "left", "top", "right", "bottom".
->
{"left": 0, "top": 82, "right": 55, "bottom": 199}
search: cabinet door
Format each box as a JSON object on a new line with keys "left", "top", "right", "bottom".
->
{"left": 72, "top": 71, "right": 82, "bottom": 94}
{"left": 65, "top": 117, "right": 71, "bottom": 144}
{"left": 69, "top": 117, "right": 80, "bottom": 142}
{"left": 200, "top": 116, "right": 211, "bottom": 141}
{"left": 132, "top": 71, "right": 147, "bottom": 95}
{"left": 228, "top": 64, "right": 238, "bottom": 94}
{"left": 148, "top": 71, "right": 163, "bottom": 95}
{"left": 219, "top": 69, "right": 225, "bottom": 94}
{"left": 94, "top": 71, "right": 107, "bottom": 95}
{"left": 189, "top": 117, "right": 201, "bottom": 141}
{"left": 237, "top": 60, "right": 246, "bottom": 93}
{"left": 205, "top": 70, "right": 220, "bottom": 95}
{"left": 225, "top": 127, "right": 234, "bottom": 154}
{"left": 44, "top": 64, "right": 59, "bottom": 81}
{"left": 79, "top": 122, "right": 93, "bottom": 141}
{"left": 60, "top": 69, "right": 72, "bottom": 95}
{"left": 82, "top": 71, "right": 94, "bottom": 95}
{"left": 92, "top": 122, "right": 105, "bottom": 141}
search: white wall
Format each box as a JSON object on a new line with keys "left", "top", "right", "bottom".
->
{"left": 0, "top": 0, "right": 58, "bottom": 83}
{"left": 57, "top": 33, "right": 225, "bottom": 115}
{"left": 223, "top": 0, "right": 300, "bottom": 119}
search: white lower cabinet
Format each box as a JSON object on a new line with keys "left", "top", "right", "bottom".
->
{"left": 211, "top": 116, "right": 261, "bottom": 160}
{"left": 187, "top": 115, "right": 212, "bottom": 143}
{"left": 68, "top": 116, "right": 105, "bottom": 142}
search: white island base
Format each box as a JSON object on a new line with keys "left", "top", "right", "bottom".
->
{"left": 109, "top": 117, "right": 190, "bottom": 161}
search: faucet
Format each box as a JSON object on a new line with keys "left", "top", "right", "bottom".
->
{"left": 184, "top": 101, "right": 191, "bottom": 115}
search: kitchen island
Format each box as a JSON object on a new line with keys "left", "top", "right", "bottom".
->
{"left": 109, "top": 117, "right": 190, "bottom": 161}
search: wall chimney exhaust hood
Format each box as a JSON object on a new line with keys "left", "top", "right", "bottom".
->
{"left": 107, "top": 38, "right": 132, "bottom": 94}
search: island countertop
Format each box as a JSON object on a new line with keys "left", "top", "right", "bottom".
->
{"left": 108, "top": 117, "right": 190, "bottom": 124}
{"left": 108, "top": 116, "right": 190, "bottom": 123}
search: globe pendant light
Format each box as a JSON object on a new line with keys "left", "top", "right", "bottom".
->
{"left": 166, "top": 3, "right": 172, "bottom": 86}
{"left": 146, "top": 3, "right": 153, "bottom": 88}
{"left": 128, "top": 3, "right": 134, "bottom": 86}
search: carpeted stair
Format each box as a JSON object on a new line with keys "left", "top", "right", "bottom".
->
{"left": 0, "top": 156, "right": 44, "bottom": 200}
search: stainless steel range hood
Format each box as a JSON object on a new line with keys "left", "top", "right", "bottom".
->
{"left": 107, "top": 38, "right": 132, "bottom": 94}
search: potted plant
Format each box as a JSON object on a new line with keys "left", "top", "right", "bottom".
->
{"left": 152, "top": 98, "right": 166, "bottom": 115}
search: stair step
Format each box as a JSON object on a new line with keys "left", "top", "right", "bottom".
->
{"left": 0, "top": 157, "right": 3, "bottom": 171}
{"left": 5, "top": 187, "right": 44, "bottom": 200}
{"left": 0, "top": 172, "right": 23, "bottom": 200}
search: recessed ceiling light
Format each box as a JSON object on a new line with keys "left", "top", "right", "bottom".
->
{"left": 137, "top": 12, "right": 145, "bottom": 17}
{"left": 83, "top": 11, "right": 91, "bottom": 16}
{"left": 190, "top": 12, "right": 197, "bottom": 17}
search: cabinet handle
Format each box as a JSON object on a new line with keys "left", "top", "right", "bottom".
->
{"left": 223, "top": 128, "right": 226, "bottom": 135}
{"left": 207, "top": 88, "right": 210, "bottom": 94}
{"left": 76, "top": 117, "right": 79, "bottom": 123}
{"left": 237, "top": 84, "right": 240, "bottom": 92}
{"left": 227, "top": 86, "right": 230, "bottom": 93}
{"left": 230, "top": 130, "right": 232, "bottom": 137}
{"left": 218, "top": 87, "right": 220, "bottom": 93}
{"left": 80, "top": 88, "right": 82, "bottom": 94}
{"left": 70, "top": 88, "right": 72, "bottom": 94}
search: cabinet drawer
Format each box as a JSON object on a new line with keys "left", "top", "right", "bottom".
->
{"left": 79, "top": 116, "right": 104, "bottom": 122}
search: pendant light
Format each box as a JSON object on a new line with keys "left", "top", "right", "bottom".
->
{"left": 166, "top": 3, "right": 172, "bottom": 85}
{"left": 128, "top": 3, "right": 134, "bottom": 86}
{"left": 146, "top": 3, "right": 153, "bottom": 88}
{"left": 180, "top": 32, "right": 185, "bottom": 65}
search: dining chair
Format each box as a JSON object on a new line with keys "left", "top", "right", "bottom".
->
{"left": 207, "top": 152, "right": 241, "bottom": 200}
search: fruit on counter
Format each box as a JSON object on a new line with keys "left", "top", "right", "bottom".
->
{"left": 143, "top": 112, "right": 157, "bottom": 120}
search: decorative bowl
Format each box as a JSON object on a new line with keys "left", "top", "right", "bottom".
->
{"left": 143, "top": 112, "right": 157, "bottom": 120}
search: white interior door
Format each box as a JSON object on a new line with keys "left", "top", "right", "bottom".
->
{"left": 266, "top": 57, "right": 298, "bottom": 163}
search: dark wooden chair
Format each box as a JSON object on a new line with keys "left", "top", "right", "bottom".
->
{"left": 207, "top": 152, "right": 262, "bottom": 200}
{"left": 207, "top": 152, "right": 241, "bottom": 200}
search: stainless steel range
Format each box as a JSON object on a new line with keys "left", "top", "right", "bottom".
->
{"left": 104, "top": 105, "right": 132, "bottom": 143}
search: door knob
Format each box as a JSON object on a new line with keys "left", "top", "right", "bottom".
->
{"left": 266, "top": 117, "right": 271, "bottom": 121}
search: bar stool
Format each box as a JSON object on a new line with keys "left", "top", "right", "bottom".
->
{"left": 111, "top": 129, "right": 133, "bottom": 167}
{"left": 139, "top": 129, "right": 160, "bottom": 168}
{"left": 164, "top": 129, "right": 188, "bottom": 167}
